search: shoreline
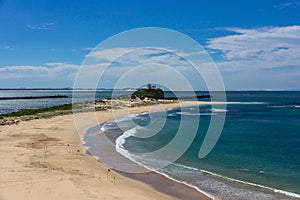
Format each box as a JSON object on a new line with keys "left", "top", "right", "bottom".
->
{"left": 0, "top": 101, "right": 211, "bottom": 200}
{"left": 80, "top": 101, "right": 213, "bottom": 200}
{"left": 82, "top": 102, "right": 213, "bottom": 200}
{"left": 1, "top": 100, "right": 299, "bottom": 199}
{"left": 83, "top": 101, "right": 300, "bottom": 200}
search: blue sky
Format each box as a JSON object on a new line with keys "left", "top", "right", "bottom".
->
{"left": 0, "top": 0, "right": 300, "bottom": 89}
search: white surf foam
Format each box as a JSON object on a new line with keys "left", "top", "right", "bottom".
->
{"left": 176, "top": 111, "right": 217, "bottom": 116}
{"left": 268, "top": 105, "right": 300, "bottom": 108}
{"left": 211, "top": 108, "right": 228, "bottom": 113}
{"left": 201, "top": 169, "right": 300, "bottom": 198}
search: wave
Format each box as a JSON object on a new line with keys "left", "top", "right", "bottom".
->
{"left": 115, "top": 126, "right": 149, "bottom": 167}
{"left": 172, "top": 163, "right": 200, "bottom": 171}
{"left": 115, "top": 135, "right": 215, "bottom": 199}
{"left": 116, "top": 127, "right": 138, "bottom": 149}
{"left": 114, "top": 125, "right": 214, "bottom": 198}
{"left": 153, "top": 167, "right": 215, "bottom": 200}
{"left": 176, "top": 111, "right": 200, "bottom": 116}
{"left": 268, "top": 105, "right": 300, "bottom": 108}
{"left": 162, "top": 163, "right": 300, "bottom": 198}
{"left": 200, "top": 169, "right": 300, "bottom": 199}
{"left": 175, "top": 107, "right": 228, "bottom": 117}
{"left": 210, "top": 108, "right": 228, "bottom": 113}
{"left": 268, "top": 105, "right": 287, "bottom": 108}
{"left": 100, "top": 113, "right": 150, "bottom": 131}
{"left": 274, "top": 190, "right": 300, "bottom": 199}
{"left": 167, "top": 113, "right": 176, "bottom": 117}
{"left": 100, "top": 125, "right": 107, "bottom": 132}
{"left": 100, "top": 121, "right": 130, "bottom": 131}
{"left": 176, "top": 111, "right": 217, "bottom": 116}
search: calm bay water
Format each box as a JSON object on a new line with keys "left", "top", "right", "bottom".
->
{"left": 0, "top": 90, "right": 130, "bottom": 115}
{"left": 87, "top": 91, "right": 300, "bottom": 200}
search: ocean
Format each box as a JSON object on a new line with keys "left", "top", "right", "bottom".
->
{"left": 85, "top": 91, "right": 300, "bottom": 200}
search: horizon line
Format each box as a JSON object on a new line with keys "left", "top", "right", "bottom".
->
{"left": 0, "top": 88, "right": 300, "bottom": 92}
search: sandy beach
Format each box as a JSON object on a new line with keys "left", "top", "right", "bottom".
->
{"left": 0, "top": 101, "right": 212, "bottom": 200}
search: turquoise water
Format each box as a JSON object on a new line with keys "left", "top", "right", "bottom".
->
{"left": 89, "top": 91, "right": 300, "bottom": 200}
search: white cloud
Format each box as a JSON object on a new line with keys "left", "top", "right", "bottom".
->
{"left": 82, "top": 47, "right": 94, "bottom": 51}
{"left": 206, "top": 26, "right": 300, "bottom": 71}
{"left": 45, "top": 62, "right": 79, "bottom": 70}
{"left": 274, "top": 1, "right": 300, "bottom": 9}
{"left": 27, "top": 22, "right": 55, "bottom": 30}
{"left": 88, "top": 48, "right": 135, "bottom": 61}
{"left": 0, "top": 47, "right": 216, "bottom": 89}
{"left": 85, "top": 47, "right": 192, "bottom": 80}
{"left": 0, "top": 63, "right": 80, "bottom": 79}
{"left": 87, "top": 47, "right": 206, "bottom": 67}
{"left": 0, "top": 65, "right": 47, "bottom": 72}
{"left": 80, "top": 47, "right": 214, "bottom": 89}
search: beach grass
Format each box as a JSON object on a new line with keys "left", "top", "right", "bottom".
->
{"left": 0, "top": 98, "right": 176, "bottom": 125}
{"left": 0, "top": 103, "right": 73, "bottom": 118}
{"left": 0, "top": 103, "right": 78, "bottom": 125}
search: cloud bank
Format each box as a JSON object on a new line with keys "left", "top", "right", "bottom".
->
{"left": 0, "top": 63, "right": 79, "bottom": 79}
{"left": 205, "top": 25, "right": 300, "bottom": 89}
{"left": 2, "top": 25, "right": 299, "bottom": 89}
{"left": 207, "top": 25, "right": 300, "bottom": 71}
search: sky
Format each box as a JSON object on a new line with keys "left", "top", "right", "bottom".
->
{"left": 0, "top": 0, "right": 300, "bottom": 90}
